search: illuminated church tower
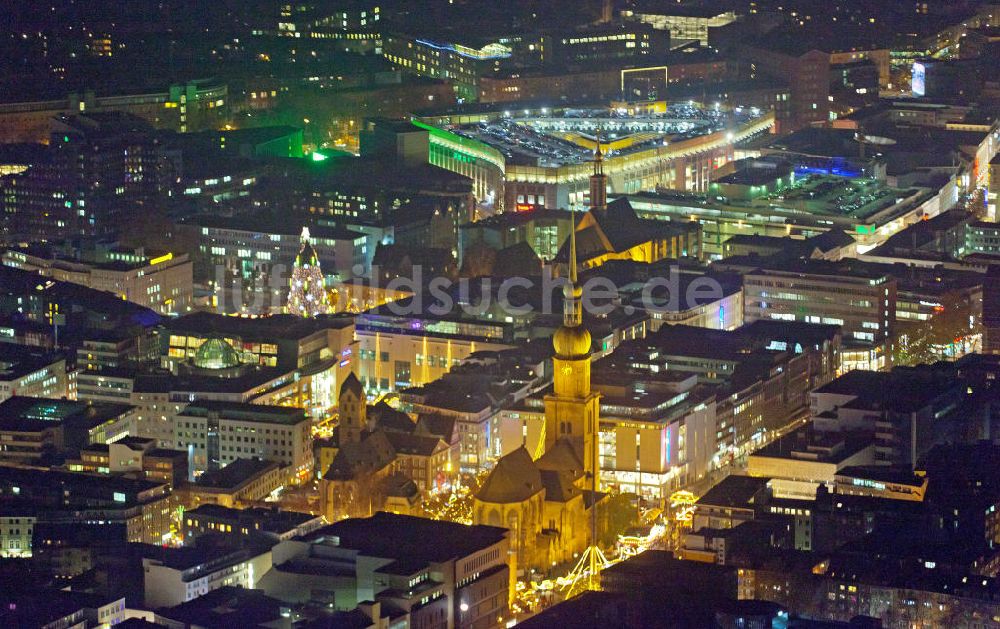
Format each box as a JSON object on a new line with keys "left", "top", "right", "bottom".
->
{"left": 544, "top": 195, "right": 600, "bottom": 485}
{"left": 589, "top": 140, "right": 607, "bottom": 211}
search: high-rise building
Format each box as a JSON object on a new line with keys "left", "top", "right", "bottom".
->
{"left": 1, "top": 114, "right": 173, "bottom": 242}
{"left": 741, "top": 45, "right": 830, "bottom": 132}
{"left": 736, "top": 260, "right": 896, "bottom": 372}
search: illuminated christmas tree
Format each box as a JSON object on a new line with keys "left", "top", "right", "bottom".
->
{"left": 286, "top": 227, "right": 330, "bottom": 317}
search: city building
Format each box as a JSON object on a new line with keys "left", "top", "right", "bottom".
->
{"left": 139, "top": 543, "right": 273, "bottom": 609}
{"left": 64, "top": 436, "right": 188, "bottom": 488}
{"left": 0, "top": 266, "right": 161, "bottom": 345}
{"left": 179, "top": 458, "right": 287, "bottom": 509}
{"left": 187, "top": 216, "right": 366, "bottom": 313}
{"left": 0, "top": 344, "right": 68, "bottom": 403}
{"left": 172, "top": 401, "right": 312, "bottom": 481}
{"left": 0, "top": 465, "right": 175, "bottom": 545}
{"left": 476, "top": 52, "right": 734, "bottom": 105}
{"left": 410, "top": 103, "right": 773, "bottom": 212}
{"left": 402, "top": 348, "right": 546, "bottom": 474}
{"left": 0, "top": 396, "right": 136, "bottom": 464}
{"left": 152, "top": 586, "right": 301, "bottom": 627}
{"left": 553, "top": 197, "right": 702, "bottom": 272}
{"left": 382, "top": 33, "right": 517, "bottom": 102}
{"left": 627, "top": 173, "right": 942, "bottom": 260}
{"left": 129, "top": 314, "right": 356, "bottom": 433}
{"left": 2, "top": 244, "right": 193, "bottom": 315}
{"left": 0, "top": 510, "right": 34, "bottom": 558}
{"left": 0, "top": 590, "right": 127, "bottom": 628}
{"left": 810, "top": 368, "right": 965, "bottom": 467}
{"left": 690, "top": 475, "right": 772, "bottom": 532}
{"left": 731, "top": 259, "right": 896, "bottom": 372}
{"left": 165, "top": 312, "right": 354, "bottom": 367}
{"left": 748, "top": 429, "right": 876, "bottom": 500}
{"left": 459, "top": 208, "right": 575, "bottom": 265}
{"left": 474, "top": 216, "right": 602, "bottom": 573}
{"left": 623, "top": 6, "right": 737, "bottom": 45}
{"left": 182, "top": 504, "right": 323, "bottom": 544}
{"left": 0, "top": 80, "right": 228, "bottom": 144}
{"left": 966, "top": 220, "right": 1000, "bottom": 256}
{"left": 259, "top": 512, "right": 510, "bottom": 628}
{"left": 549, "top": 22, "right": 670, "bottom": 66}
{"left": 319, "top": 376, "right": 459, "bottom": 519}
{"left": 0, "top": 114, "right": 175, "bottom": 241}
{"left": 584, "top": 260, "right": 744, "bottom": 332}
{"left": 739, "top": 43, "right": 829, "bottom": 132}
{"left": 354, "top": 306, "right": 518, "bottom": 395}
{"left": 79, "top": 362, "right": 337, "bottom": 448}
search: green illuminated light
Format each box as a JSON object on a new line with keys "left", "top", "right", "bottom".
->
{"left": 311, "top": 152, "right": 327, "bottom": 162}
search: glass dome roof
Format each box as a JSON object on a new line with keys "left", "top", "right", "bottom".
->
{"left": 192, "top": 338, "right": 242, "bottom": 370}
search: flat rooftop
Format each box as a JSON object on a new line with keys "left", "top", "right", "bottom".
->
{"left": 445, "top": 103, "right": 764, "bottom": 168}
{"left": 629, "top": 175, "right": 930, "bottom": 227}
{"left": 814, "top": 369, "right": 959, "bottom": 414}
{"left": 185, "top": 504, "right": 318, "bottom": 531}
{"left": 752, "top": 428, "right": 872, "bottom": 464}
{"left": 166, "top": 311, "right": 353, "bottom": 340}
{"left": 836, "top": 465, "right": 925, "bottom": 487}
{"left": 0, "top": 345, "right": 63, "bottom": 382}
{"left": 0, "top": 397, "right": 132, "bottom": 433}
{"left": 195, "top": 458, "right": 281, "bottom": 490}
{"left": 179, "top": 400, "right": 308, "bottom": 426}
{"left": 696, "top": 475, "right": 770, "bottom": 508}
{"left": 301, "top": 512, "right": 507, "bottom": 563}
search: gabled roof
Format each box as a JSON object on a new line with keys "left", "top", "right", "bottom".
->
{"left": 536, "top": 439, "right": 585, "bottom": 478}
{"left": 324, "top": 430, "right": 396, "bottom": 481}
{"left": 372, "top": 243, "right": 455, "bottom": 269}
{"left": 807, "top": 229, "right": 854, "bottom": 254}
{"left": 476, "top": 446, "right": 543, "bottom": 504}
{"left": 590, "top": 198, "right": 648, "bottom": 252}
{"left": 415, "top": 414, "right": 458, "bottom": 442}
{"left": 339, "top": 372, "right": 363, "bottom": 398}
{"left": 369, "top": 401, "right": 415, "bottom": 434}
{"left": 494, "top": 241, "right": 543, "bottom": 276}
{"left": 384, "top": 431, "right": 446, "bottom": 457}
{"left": 553, "top": 198, "right": 693, "bottom": 264}
{"left": 539, "top": 469, "right": 581, "bottom": 503}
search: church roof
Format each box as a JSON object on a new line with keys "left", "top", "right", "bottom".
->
{"left": 494, "top": 241, "right": 543, "bottom": 276}
{"left": 539, "top": 469, "right": 581, "bottom": 503}
{"left": 553, "top": 197, "right": 686, "bottom": 265}
{"left": 476, "top": 446, "right": 543, "bottom": 504}
{"left": 384, "top": 472, "right": 421, "bottom": 500}
{"left": 324, "top": 430, "right": 396, "bottom": 481}
{"left": 340, "top": 372, "right": 363, "bottom": 398}
{"left": 807, "top": 229, "right": 855, "bottom": 254}
{"left": 369, "top": 401, "right": 415, "bottom": 434}
{"left": 536, "top": 439, "right": 585, "bottom": 478}
{"left": 384, "top": 432, "right": 445, "bottom": 457}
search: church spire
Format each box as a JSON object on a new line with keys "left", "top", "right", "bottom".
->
{"left": 563, "top": 212, "right": 582, "bottom": 328}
